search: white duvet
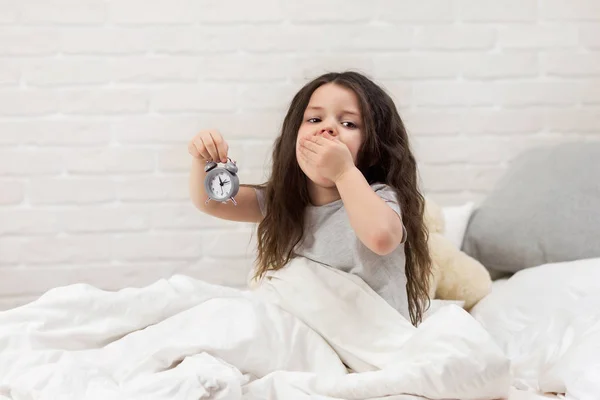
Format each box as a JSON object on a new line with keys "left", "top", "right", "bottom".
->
{"left": 2, "top": 257, "right": 599, "bottom": 400}
{"left": 0, "top": 257, "right": 511, "bottom": 400}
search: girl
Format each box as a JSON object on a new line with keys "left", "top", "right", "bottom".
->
{"left": 188, "top": 72, "right": 432, "bottom": 325}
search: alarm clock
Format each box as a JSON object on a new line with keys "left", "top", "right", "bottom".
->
{"left": 204, "top": 157, "right": 240, "bottom": 205}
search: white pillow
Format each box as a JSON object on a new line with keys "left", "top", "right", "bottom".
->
{"left": 442, "top": 202, "right": 475, "bottom": 249}
{"left": 470, "top": 258, "right": 600, "bottom": 397}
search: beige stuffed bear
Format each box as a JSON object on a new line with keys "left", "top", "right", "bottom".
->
{"left": 423, "top": 197, "right": 492, "bottom": 310}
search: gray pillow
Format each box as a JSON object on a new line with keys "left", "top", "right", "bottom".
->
{"left": 462, "top": 141, "right": 600, "bottom": 275}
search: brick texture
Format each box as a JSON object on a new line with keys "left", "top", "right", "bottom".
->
{"left": 1, "top": 0, "right": 600, "bottom": 309}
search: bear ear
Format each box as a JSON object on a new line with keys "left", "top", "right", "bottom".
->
{"left": 423, "top": 196, "right": 445, "bottom": 234}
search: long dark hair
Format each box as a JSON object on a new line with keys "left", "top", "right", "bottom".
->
{"left": 247, "top": 71, "right": 431, "bottom": 325}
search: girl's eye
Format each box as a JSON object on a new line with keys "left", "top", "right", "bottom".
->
{"left": 307, "top": 118, "right": 321, "bottom": 123}
{"left": 342, "top": 121, "right": 357, "bottom": 129}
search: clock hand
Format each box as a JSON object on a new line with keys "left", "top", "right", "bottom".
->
{"left": 218, "top": 176, "right": 223, "bottom": 186}
{"left": 222, "top": 180, "right": 230, "bottom": 185}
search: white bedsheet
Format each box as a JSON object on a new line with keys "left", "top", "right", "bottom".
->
{"left": 471, "top": 257, "right": 600, "bottom": 400}
{"left": 0, "top": 257, "right": 511, "bottom": 400}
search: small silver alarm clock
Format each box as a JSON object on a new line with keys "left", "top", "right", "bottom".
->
{"left": 204, "top": 157, "right": 239, "bottom": 205}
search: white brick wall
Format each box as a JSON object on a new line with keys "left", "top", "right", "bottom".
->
{"left": 1, "top": 0, "right": 599, "bottom": 309}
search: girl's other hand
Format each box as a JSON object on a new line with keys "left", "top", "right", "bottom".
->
{"left": 299, "top": 131, "right": 355, "bottom": 183}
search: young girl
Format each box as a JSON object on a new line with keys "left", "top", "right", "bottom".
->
{"left": 188, "top": 72, "right": 432, "bottom": 325}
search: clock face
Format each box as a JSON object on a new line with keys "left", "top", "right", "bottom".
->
{"left": 209, "top": 171, "right": 233, "bottom": 200}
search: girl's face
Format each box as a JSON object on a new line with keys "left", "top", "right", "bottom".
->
{"left": 296, "top": 83, "right": 363, "bottom": 187}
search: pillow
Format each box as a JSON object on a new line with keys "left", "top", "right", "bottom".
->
{"left": 462, "top": 142, "right": 600, "bottom": 274}
{"left": 442, "top": 202, "right": 475, "bottom": 249}
{"left": 470, "top": 258, "right": 600, "bottom": 397}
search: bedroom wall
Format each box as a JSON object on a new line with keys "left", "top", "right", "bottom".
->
{"left": 1, "top": 0, "right": 599, "bottom": 309}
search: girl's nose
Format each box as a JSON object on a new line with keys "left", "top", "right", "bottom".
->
{"left": 319, "top": 128, "right": 335, "bottom": 135}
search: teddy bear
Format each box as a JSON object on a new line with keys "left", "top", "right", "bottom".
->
{"left": 423, "top": 197, "right": 492, "bottom": 310}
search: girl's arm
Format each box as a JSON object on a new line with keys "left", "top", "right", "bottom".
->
{"left": 297, "top": 132, "right": 404, "bottom": 254}
{"left": 189, "top": 130, "right": 263, "bottom": 223}
{"left": 189, "top": 157, "right": 263, "bottom": 223}
{"left": 335, "top": 167, "right": 404, "bottom": 255}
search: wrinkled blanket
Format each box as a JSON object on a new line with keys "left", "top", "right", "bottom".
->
{"left": 0, "top": 257, "right": 510, "bottom": 400}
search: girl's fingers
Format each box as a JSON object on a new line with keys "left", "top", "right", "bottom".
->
{"left": 321, "top": 132, "right": 341, "bottom": 145}
{"left": 322, "top": 132, "right": 340, "bottom": 145}
{"left": 188, "top": 141, "right": 201, "bottom": 158}
{"left": 202, "top": 136, "right": 220, "bottom": 161}
{"left": 301, "top": 139, "right": 319, "bottom": 154}
{"left": 309, "top": 135, "right": 324, "bottom": 145}
{"left": 209, "top": 131, "right": 228, "bottom": 163}
{"left": 299, "top": 146, "right": 314, "bottom": 163}
{"left": 195, "top": 138, "right": 212, "bottom": 160}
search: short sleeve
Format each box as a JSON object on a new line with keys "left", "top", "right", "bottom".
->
{"left": 254, "top": 187, "right": 267, "bottom": 217}
{"left": 373, "top": 184, "right": 408, "bottom": 244}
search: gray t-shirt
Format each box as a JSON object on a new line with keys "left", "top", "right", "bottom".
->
{"left": 255, "top": 183, "right": 409, "bottom": 319}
